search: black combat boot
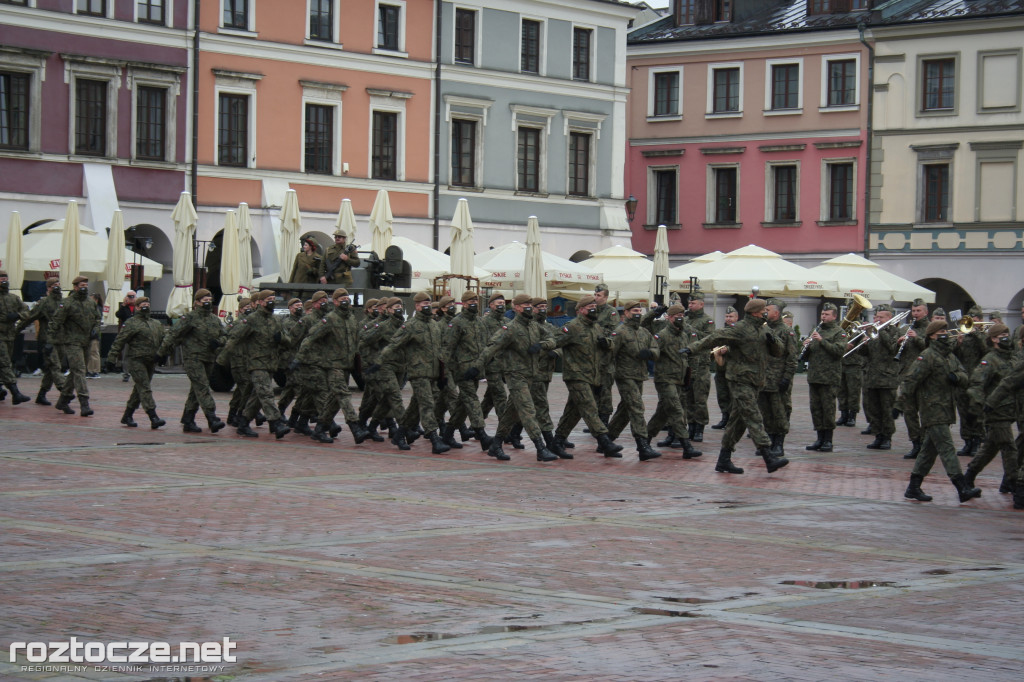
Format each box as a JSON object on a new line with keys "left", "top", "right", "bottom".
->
{"left": 596, "top": 433, "right": 623, "bottom": 457}
{"left": 236, "top": 419, "right": 259, "bottom": 437}
{"left": 715, "top": 448, "right": 743, "bottom": 474}
{"left": 904, "top": 474, "right": 932, "bottom": 501}
{"left": 7, "top": 384, "right": 30, "bottom": 405}
{"left": 759, "top": 445, "right": 789, "bottom": 473}
{"left": 846, "top": 412, "right": 857, "bottom": 428}
{"left": 226, "top": 408, "right": 239, "bottom": 427}
{"left": 457, "top": 423, "right": 474, "bottom": 442}
{"left": 440, "top": 424, "right": 463, "bottom": 449}
{"left": 311, "top": 422, "right": 334, "bottom": 443}
{"left": 55, "top": 394, "right": 75, "bottom": 414}
{"left": 269, "top": 419, "right": 291, "bottom": 439}
{"left": 532, "top": 436, "right": 558, "bottom": 462}
{"left": 999, "top": 475, "right": 1014, "bottom": 494}
{"left": 963, "top": 463, "right": 978, "bottom": 489}
{"left": 146, "top": 409, "right": 165, "bottom": 430}
{"left": 391, "top": 423, "right": 411, "bottom": 451}
{"left": 121, "top": 407, "right": 138, "bottom": 427}
{"left": 818, "top": 430, "right": 833, "bottom": 453}
{"left": 768, "top": 434, "right": 782, "bottom": 457}
{"left": 181, "top": 409, "right": 201, "bottom": 432}
{"left": 861, "top": 425, "right": 873, "bottom": 435}
{"left": 287, "top": 411, "right": 300, "bottom": 429}
{"left": 349, "top": 421, "right": 370, "bottom": 444}
{"left": 636, "top": 437, "right": 662, "bottom": 462}
{"left": 405, "top": 427, "right": 422, "bottom": 445}
{"left": 78, "top": 398, "right": 93, "bottom": 417}
{"left": 506, "top": 424, "right": 525, "bottom": 449}
{"left": 0, "top": 386, "right": 5, "bottom": 400}
{"left": 687, "top": 423, "right": 696, "bottom": 440}
{"left": 866, "top": 434, "right": 885, "bottom": 449}
{"left": 806, "top": 431, "right": 824, "bottom": 451}
{"left": 681, "top": 438, "right": 702, "bottom": 459}
{"left": 474, "top": 427, "right": 493, "bottom": 449}
{"left": 204, "top": 411, "right": 226, "bottom": 433}
{"left": 903, "top": 440, "right": 921, "bottom": 460}
{"left": 488, "top": 434, "right": 510, "bottom": 460}
{"left": 293, "top": 415, "right": 314, "bottom": 437}
{"left": 956, "top": 438, "right": 973, "bottom": 457}
{"left": 657, "top": 427, "right": 677, "bottom": 448}
{"left": 711, "top": 413, "right": 729, "bottom": 430}
{"left": 366, "top": 419, "right": 386, "bottom": 442}
{"left": 558, "top": 435, "right": 575, "bottom": 449}
{"left": 428, "top": 430, "right": 450, "bottom": 454}
{"left": 691, "top": 424, "right": 704, "bottom": 443}
{"left": 951, "top": 473, "right": 981, "bottom": 502}
{"left": 35, "top": 391, "right": 51, "bottom": 406}
{"left": 967, "top": 437, "right": 981, "bottom": 457}
{"left": 544, "top": 431, "right": 571, "bottom": 459}
{"left": 1014, "top": 488, "right": 1024, "bottom": 510}
{"left": 329, "top": 421, "right": 343, "bottom": 438}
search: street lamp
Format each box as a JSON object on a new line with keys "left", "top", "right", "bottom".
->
{"left": 625, "top": 195, "right": 638, "bottom": 223}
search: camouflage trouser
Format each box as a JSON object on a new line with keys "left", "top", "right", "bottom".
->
{"left": 358, "top": 377, "right": 381, "bottom": 421}
{"left": 480, "top": 371, "right": 507, "bottom": 420}
{"left": 295, "top": 365, "right": 324, "bottom": 418}
{"left": 901, "top": 395, "right": 923, "bottom": 442}
{"left": 722, "top": 381, "right": 771, "bottom": 451}
{"left": 966, "top": 421, "right": 1017, "bottom": 480}
{"left": 555, "top": 380, "right": 607, "bottom": 439}
{"left": 783, "top": 380, "right": 793, "bottom": 420}
{"left": 277, "top": 366, "right": 299, "bottom": 413}
{"left": 434, "top": 375, "right": 459, "bottom": 425}
{"left": 956, "top": 389, "right": 984, "bottom": 439}
{"left": 863, "top": 387, "right": 896, "bottom": 437}
{"left": 57, "top": 342, "right": 89, "bottom": 401}
{"left": 597, "top": 368, "right": 615, "bottom": 417}
{"left": 401, "top": 376, "right": 439, "bottom": 433}
{"left": 372, "top": 367, "right": 405, "bottom": 422}
{"left": 530, "top": 379, "right": 553, "bottom": 433}
{"left": 36, "top": 339, "right": 65, "bottom": 394}
{"left": 607, "top": 377, "right": 648, "bottom": 439}
{"left": 714, "top": 369, "right": 731, "bottom": 414}
{"left": 808, "top": 382, "right": 838, "bottom": 430}
{"left": 496, "top": 372, "right": 541, "bottom": 441}
{"left": 124, "top": 358, "right": 157, "bottom": 412}
{"left": 448, "top": 378, "right": 485, "bottom": 430}
{"left": 757, "top": 389, "right": 788, "bottom": 435}
{"left": 839, "top": 365, "right": 863, "bottom": 413}
{"left": 684, "top": 366, "right": 711, "bottom": 425}
{"left": 182, "top": 358, "right": 217, "bottom": 414}
{"left": 646, "top": 382, "right": 687, "bottom": 438}
{"left": 911, "top": 423, "right": 963, "bottom": 478}
{"left": 324, "top": 367, "right": 358, "bottom": 425}
{"left": 243, "top": 369, "right": 282, "bottom": 422}
{"left": 227, "top": 362, "right": 251, "bottom": 414}
{"left": 0, "top": 338, "right": 16, "bottom": 387}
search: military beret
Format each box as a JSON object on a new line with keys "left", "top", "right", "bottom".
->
{"left": 667, "top": 304, "right": 685, "bottom": 317}
{"left": 488, "top": 292, "right": 505, "bottom": 304}
{"left": 512, "top": 293, "right": 532, "bottom": 306}
{"left": 531, "top": 297, "right": 546, "bottom": 307}
{"left": 310, "top": 291, "right": 328, "bottom": 303}
{"left": 429, "top": 301, "right": 439, "bottom": 310}
{"left": 875, "top": 303, "right": 893, "bottom": 314}
{"left": 365, "top": 298, "right": 379, "bottom": 309}
{"left": 287, "top": 298, "right": 302, "bottom": 308}
{"left": 967, "top": 305, "right": 983, "bottom": 317}
{"left": 782, "top": 311, "right": 794, "bottom": 319}
{"left": 912, "top": 298, "right": 927, "bottom": 307}
{"left": 622, "top": 300, "right": 643, "bottom": 310}
{"left": 725, "top": 306, "right": 737, "bottom": 315}
{"left": 238, "top": 297, "right": 252, "bottom": 308}
{"left": 413, "top": 292, "right": 431, "bottom": 303}
{"left": 136, "top": 296, "right": 150, "bottom": 305}
{"left": 744, "top": 298, "right": 766, "bottom": 314}
{"left": 822, "top": 302, "right": 838, "bottom": 313}
{"left": 386, "top": 297, "right": 402, "bottom": 306}
{"left": 689, "top": 292, "right": 705, "bottom": 301}
{"left": 303, "top": 300, "right": 314, "bottom": 310}
{"left": 72, "top": 276, "right": 89, "bottom": 285}
{"left": 46, "top": 277, "right": 59, "bottom": 286}
{"left": 988, "top": 312, "right": 1003, "bottom": 321}
{"left": 987, "top": 323, "right": 1009, "bottom": 339}
{"left": 259, "top": 290, "right": 276, "bottom": 301}
{"left": 194, "top": 288, "right": 212, "bottom": 300}
{"left": 438, "top": 296, "right": 454, "bottom": 307}
{"left": 595, "top": 284, "right": 609, "bottom": 293}
{"left": 932, "top": 307, "right": 946, "bottom": 318}
{"left": 766, "top": 297, "right": 786, "bottom": 311}
{"left": 925, "top": 320, "right": 949, "bottom": 336}
{"left": 332, "top": 229, "right": 347, "bottom": 237}
{"left": 461, "top": 290, "right": 479, "bottom": 302}
{"left": 333, "top": 288, "right": 349, "bottom": 298}
{"left": 578, "top": 295, "right": 596, "bottom": 309}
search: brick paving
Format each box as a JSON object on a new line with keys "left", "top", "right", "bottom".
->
{"left": 0, "top": 373, "right": 1021, "bottom": 681}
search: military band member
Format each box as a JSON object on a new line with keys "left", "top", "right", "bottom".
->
{"left": 803, "top": 302, "right": 848, "bottom": 453}
{"left": 858, "top": 305, "right": 899, "bottom": 450}
{"left": 954, "top": 305, "right": 987, "bottom": 457}
{"left": 897, "top": 299, "right": 931, "bottom": 459}
{"left": 837, "top": 299, "right": 866, "bottom": 428}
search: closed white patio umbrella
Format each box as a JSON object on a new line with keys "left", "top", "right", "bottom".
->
{"left": 237, "top": 202, "right": 254, "bottom": 297}
{"left": 650, "top": 224, "right": 670, "bottom": 305}
{"left": 218, "top": 210, "right": 241, "bottom": 318}
{"left": 103, "top": 210, "right": 127, "bottom": 325}
{"left": 369, "top": 190, "right": 394, "bottom": 260}
{"left": 448, "top": 198, "right": 476, "bottom": 301}
{"left": 278, "top": 190, "right": 302, "bottom": 287}
{"left": 166, "top": 192, "right": 197, "bottom": 317}
{"left": 4, "top": 211, "right": 24, "bottom": 299}
{"left": 335, "top": 198, "right": 358, "bottom": 242}
{"left": 59, "top": 200, "right": 81, "bottom": 288}
{"left": 523, "top": 216, "right": 547, "bottom": 299}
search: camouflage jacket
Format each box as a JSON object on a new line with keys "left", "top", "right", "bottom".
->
{"left": 222, "top": 306, "right": 282, "bottom": 371}
{"left": 898, "top": 316, "right": 930, "bottom": 376}
{"left": 535, "top": 318, "right": 559, "bottom": 382}
{"left": 650, "top": 320, "right": 691, "bottom": 385}
{"left": 298, "top": 306, "right": 358, "bottom": 370}
{"left": 382, "top": 309, "right": 441, "bottom": 379}
{"left": 955, "top": 330, "right": 987, "bottom": 375}
{"left": 484, "top": 312, "right": 542, "bottom": 378}
{"left": 377, "top": 314, "right": 406, "bottom": 371}
{"left": 899, "top": 343, "right": 967, "bottom": 427}
{"left": 14, "top": 290, "right": 60, "bottom": 341}
{"left": 967, "top": 346, "right": 1016, "bottom": 422}
{"left": 320, "top": 242, "right": 360, "bottom": 284}
{"left": 611, "top": 317, "right": 660, "bottom": 381}
{"left": 47, "top": 291, "right": 100, "bottom": 346}
{"left": 860, "top": 324, "right": 900, "bottom": 389}
{"left": 218, "top": 310, "right": 251, "bottom": 372}
{"left": 159, "top": 306, "right": 225, "bottom": 361}
{"left": 481, "top": 310, "right": 507, "bottom": 375}
{"left": 804, "top": 320, "right": 848, "bottom": 387}
{"left": 279, "top": 311, "right": 306, "bottom": 364}
{"left": 763, "top": 317, "right": 798, "bottom": 392}
{"left": 690, "top": 315, "right": 783, "bottom": 389}
{"left": 108, "top": 313, "right": 165, "bottom": 361}
{"left": 684, "top": 309, "right": 716, "bottom": 371}
{"left": 358, "top": 314, "right": 388, "bottom": 365}
{"left": 547, "top": 313, "right": 605, "bottom": 386}
{"left": 444, "top": 309, "right": 487, "bottom": 378}
{"left": 986, "top": 354, "right": 1024, "bottom": 421}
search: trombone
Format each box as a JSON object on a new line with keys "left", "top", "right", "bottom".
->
{"left": 949, "top": 317, "right": 995, "bottom": 337}
{"left": 844, "top": 310, "right": 909, "bottom": 357}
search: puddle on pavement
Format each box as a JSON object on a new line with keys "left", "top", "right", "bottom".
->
{"left": 924, "top": 567, "right": 1005, "bottom": 575}
{"left": 780, "top": 580, "right": 897, "bottom": 589}
{"left": 659, "top": 596, "right": 713, "bottom": 604}
{"left": 389, "top": 619, "right": 604, "bottom": 644}
{"left": 631, "top": 607, "right": 701, "bottom": 617}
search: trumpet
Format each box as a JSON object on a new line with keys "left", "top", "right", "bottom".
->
{"left": 843, "top": 310, "right": 909, "bottom": 357}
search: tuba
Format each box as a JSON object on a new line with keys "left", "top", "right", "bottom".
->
{"left": 839, "top": 294, "right": 873, "bottom": 332}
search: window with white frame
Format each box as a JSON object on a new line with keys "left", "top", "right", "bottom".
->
{"left": 308, "top": 0, "right": 337, "bottom": 43}
{"left": 301, "top": 80, "right": 344, "bottom": 175}
{"left": 821, "top": 159, "right": 856, "bottom": 223}
{"left": 375, "top": 0, "right": 406, "bottom": 55}
{"left": 76, "top": 0, "right": 109, "bottom": 17}
{"left": 520, "top": 18, "right": 542, "bottom": 75}
{"left": 454, "top": 7, "right": 477, "bottom": 65}
{"left": 821, "top": 54, "right": 859, "bottom": 109}
{"left": 136, "top": 0, "right": 168, "bottom": 25}
{"left": 572, "top": 26, "right": 593, "bottom": 82}
{"left": 0, "top": 49, "right": 45, "bottom": 153}
{"left": 66, "top": 58, "right": 122, "bottom": 158}
{"left": 214, "top": 69, "right": 260, "bottom": 168}
{"left": 707, "top": 165, "right": 739, "bottom": 224}
{"left": 511, "top": 105, "right": 554, "bottom": 194}
{"left": 766, "top": 162, "right": 799, "bottom": 222}
{"left": 649, "top": 67, "right": 681, "bottom": 119}
{"left": 368, "top": 88, "right": 409, "bottom": 180}
{"left": 128, "top": 65, "right": 182, "bottom": 163}
{"left": 912, "top": 143, "right": 956, "bottom": 224}
{"left": 765, "top": 58, "right": 802, "bottom": 113}
{"left": 222, "top": 0, "right": 250, "bottom": 30}
{"left": 444, "top": 95, "right": 490, "bottom": 189}
{"left": 567, "top": 131, "right": 592, "bottom": 197}
{"left": 649, "top": 167, "right": 678, "bottom": 226}
{"left": 707, "top": 62, "right": 742, "bottom": 116}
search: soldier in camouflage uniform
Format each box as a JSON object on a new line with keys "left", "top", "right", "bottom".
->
{"left": 158, "top": 288, "right": 227, "bottom": 433}
{"left": 857, "top": 305, "right": 900, "bottom": 450}
{"left": 985, "top": 353, "right": 1024, "bottom": 509}
{"left": 549, "top": 296, "right": 623, "bottom": 456}
{"left": 711, "top": 306, "right": 737, "bottom": 431}
{"left": 442, "top": 290, "right": 493, "bottom": 450}
{"left": 593, "top": 284, "right": 619, "bottom": 426}
{"left": 479, "top": 293, "right": 508, "bottom": 421}
{"left": 529, "top": 296, "right": 569, "bottom": 458}
{"left": 219, "top": 297, "right": 253, "bottom": 429}
{"left": 383, "top": 292, "right": 450, "bottom": 454}
{"left": 684, "top": 292, "right": 715, "bottom": 441}
{"left": 276, "top": 297, "right": 305, "bottom": 423}
{"left": 484, "top": 294, "right": 557, "bottom": 462}
{"left": 802, "top": 302, "right": 849, "bottom": 452}
{"left": 105, "top": 296, "right": 166, "bottom": 429}
{"left": 14, "top": 276, "right": 65, "bottom": 404}
{"left": 354, "top": 298, "right": 387, "bottom": 441}
{"left": 897, "top": 299, "right": 932, "bottom": 459}
{"left": 644, "top": 304, "right": 701, "bottom": 459}
{"left": 686, "top": 298, "right": 788, "bottom": 475}
{"left": 761, "top": 299, "right": 798, "bottom": 457}
{"left": 605, "top": 301, "right": 662, "bottom": 461}
{"left": 837, "top": 300, "right": 866, "bottom": 428}
{"left": 48, "top": 276, "right": 101, "bottom": 416}
{"left": 433, "top": 296, "right": 462, "bottom": 447}
{"left": 287, "top": 292, "right": 329, "bottom": 436}
{"left": 368, "top": 297, "right": 411, "bottom": 450}
{"left": 319, "top": 229, "right": 361, "bottom": 286}
{"left": 962, "top": 324, "right": 1018, "bottom": 494}
{"left": 954, "top": 305, "right": 987, "bottom": 457}
{"left": 901, "top": 321, "right": 980, "bottom": 503}
{"left": 0, "top": 270, "right": 31, "bottom": 405}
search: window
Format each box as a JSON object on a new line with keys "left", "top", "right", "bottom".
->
{"left": 218, "top": 93, "right": 249, "bottom": 167}
{"left": 572, "top": 27, "right": 591, "bottom": 81}
{"left": 0, "top": 71, "right": 29, "bottom": 151}
{"left": 454, "top": 8, "right": 476, "bottom": 65}
{"left": 372, "top": 111, "right": 397, "bottom": 180}
{"left": 978, "top": 50, "right": 1022, "bottom": 113}
{"left": 305, "top": 104, "right": 333, "bottom": 174}
{"left": 517, "top": 127, "right": 541, "bottom": 193}
{"left": 137, "top": 1, "right": 164, "bottom": 24}
{"left": 653, "top": 71, "right": 680, "bottom": 117}
{"left": 807, "top": 0, "right": 869, "bottom": 14}
{"left": 676, "top": 0, "right": 695, "bottom": 24}
{"left": 770, "top": 63, "right": 800, "bottom": 110}
{"left": 75, "top": 79, "right": 107, "bottom": 156}
{"left": 827, "top": 162, "right": 854, "bottom": 221}
{"left": 378, "top": 3, "right": 401, "bottom": 51}
{"left": 827, "top": 59, "right": 856, "bottom": 106}
{"left": 922, "top": 57, "right": 956, "bottom": 112}
{"left": 711, "top": 66, "right": 740, "bottom": 114}
{"left": 923, "top": 164, "right": 950, "bottom": 222}
{"left": 77, "top": 0, "right": 106, "bottom": 16}
{"left": 135, "top": 86, "right": 166, "bottom": 161}
{"left": 309, "top": 0, "right": 333, "bottom": 42}
{"left": 653, "top": 169, "right": 677, "bottom": 225}
{"left": 223, "top": 0, "right": 248, "bottom": 29}
{"left": 451, "top": 119, "right": 475, "bottom": 187}
{"left": 712, "top": 167, "right": 737, "bottom": 223}
{"left": 770, "top": 164, "right": 798, "bottom": 222}
{"left": 709, "top": 0, "right": 732, "bottom": 22}
{"left": 568, "top": 132, "right": 591, "bottom": 197}
{"left": 521, "top": 19, "right": 540, "bottom": 74}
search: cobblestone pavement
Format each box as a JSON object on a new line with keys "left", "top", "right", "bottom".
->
{"left": 1, "top": 373, "right": 1021, "bottom": 681}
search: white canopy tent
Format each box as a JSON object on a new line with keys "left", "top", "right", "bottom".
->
{"left": 689, "top": 244, "right": 837, "bottom": 296}
{"left": 669, "top": 250, "right": 725, "bottom": 290}
{"left": 582, "top": 244, "right": 653, "bottom": 301}
{"left": 804, "top": 253, "right": 936, "bottom": 303}
{"left": 391, "top": 235, "right": 490, "bottom": 293}
{"left": 475, "top": 241, "right": 601, "bottom": 291}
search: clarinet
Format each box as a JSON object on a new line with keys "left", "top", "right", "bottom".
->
{"left": 894, "top": 326, "right": 912, "bottom": 361}
{"left": 796, "top": 323, "right": 822, "bottom": 362}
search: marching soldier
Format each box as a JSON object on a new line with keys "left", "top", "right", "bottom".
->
{"left": 442, "top": 290, "right": 493, "bottom": 450}
{"left": 319, "top": 230, "right": 360, "bottom": 286}
{"left": 0, "top": 270, "right": 31, "bottom": 405}
{"left": 711, "top": 306, "right": 737, "bottom": 431}
{"left": 530, "top": 296, "right": 569, "bottom": 458}
{"left": 48, "top": 276, "right": 100, "bottom": 416}
{"left": 684, "top": 292, "right": 715, "bottom": 440}
{"left": 369, "top": 297, "right": 411, "bottom": 450}
{"left": 963, "top": 324, "right": 1018, "bottom": 493}
{"left": 14, "top": 276, "right": 65, "bottom": 404}
{"left": 355, "top": 298, "right": 388, "bottom": 441}
{"left": 897, "top": 299, "right": 931, "bottom": 459}
{"left": 837, "top": 300, "right": 866, "bottom": 428}
{"left": 276, "top": 297, "right": 305, "bottom": 425}
{"left": 433, "top": 295, "right": 461, "bottom": 448}
{"left": 605, "top": 301, "right": 662, "bottom": 461}
{"left": 802, "top": 302, "right": 848, "bottom": 453}
{"left": 644, "top": 304, "right": 701, "bottom": 459}
{"left": 105, "top": 296, "right": 165, "bottom": 429}
{"left": 479, "top": 293, "right": 508, "bottom": 421}
{"left": 593, "top": 284, "right": 619, "bottom": 427}
{"left": 289, "top": 236, "right": 322, "bottom": 284}
{"left": 985, "top": 354, "right": 1024, "bottom": 509}
{"left": 288, "top": 292, "right": 329, "bottom": 436}
{"left": 859, "top": 305, "right": 900, "bottom": 450}
{"left": 219, "top": 297, "right": 253, "bottom": 429}
{"left": 954, "top": 305, "right": 987, "bottom": 457}
{"left": 762, "top": 299, "right": 798, "bottom": 457}
{"left": 781, "top": 310, "right": 796, "bottom": 419}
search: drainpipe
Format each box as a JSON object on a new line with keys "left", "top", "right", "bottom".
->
{"left": 432, "top": 0, "right": 442, "bottom": 250}
{"left": 858, "top": 21, "right": 873, "bottom": 260}
{"left": 191, "top": 0, "right": 200, "bottom": 208}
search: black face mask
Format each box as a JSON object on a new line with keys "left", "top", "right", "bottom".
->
{"left": 201, "top": 300, "right": 212, "bottom": 310}
{"left": 521, "top": 307, "right": 533, "bottom": 319}
{"left": 292, "top": 309, "right": 303, "bottom": 318}
{"left": 138, "top": 307, "right": 151, "bottom": 317}
{"left": 586, "top": 309, "right": 598, "bottom": 320}
{"left": 418, "top": 307, "right": 432, "bottom": 317}
{"left": 0, "top": 283, "right": 8, "bottom": 294}
{"left": 76, "top": 287, "right": 89, "bottom": 298}
{"left": 321, "top": 301, "right": 333, "bottom": 313}
{"left": 998, "top": 337, "right": 1013, "bottom": 350}
{"left": 338, "top": 300, "right": 350, "bottom": 310}
{"left": 632, "top": 313, "right": 643, "bottom": 321}
{"left": 264, "top": 300, "right": 275, "bottom": 311}
{"left": 932, "top": 335, "right": 952, "bottom": 351}
{"left": 673, "top": 318, "right": 685, "bottom": 329}
{"left": 393, "top": 309, "right": 404, "bottom": 320}
{"left": 370, "top": 310, "right": 379, "bottom": 318}
{"left": 467, "top": 304, "right": 478, "bottom": 313}
{"left": 494, "top": 305, "right": 505, "bottom": 314}
{"left": 51, "top": 286, "right": 62, "bottom": 296}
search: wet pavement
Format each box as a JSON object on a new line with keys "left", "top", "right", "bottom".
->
{"left": 1, "top": 373, "right": 1021, "bottom": 681}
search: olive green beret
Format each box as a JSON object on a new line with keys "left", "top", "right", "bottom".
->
{"left": 822, "top": 302, "right": 838, "bottom": 313}
{"left": 462, "top": 290, "right": 479, "bottom": 302}
{"left": 333, "top": 288, "right": 349, "bottom": 298}
{"left": 766, "top": 297, "right": 786, "bottom": 311}
{"left": 578, "top": 295, "right": 596, "bottom": 308}
{"left": 667, "top": 304, "right": 685, "bottom": 316}
{"left": 413, "top": 292, "right": 431, "bottom": 303}
{"left": 744, "top": 298, "right": 766, "bottom": 314}
{"left": 925, "top": 320, "right": 949, "bottom": 336}
{"left": 987, "top": 323, "right": 1009, "bottom": 339}
{"left": 512, "top": 293, "right": 532, "bottom": 306}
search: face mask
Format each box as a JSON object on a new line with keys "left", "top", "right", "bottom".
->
{"left": 77, "top": 287, "right": 89, "bottom": 297}
{"left": 467, "top": 304, "right": 478, "bottom": 313}
{"left": 673, "top": 318, "right": 685, "bottom": 329}
{"left": 494, "top": 305, "right": 505, "bottom": 314}
{"left": 201, "top": 300, "right": 212, "bottom": 310}
{"left": 586, "top": 309, "right": 598, "bottom": 320}
{"left": 0, "top": 282, "right": 8, "bottom": 293}
{"left": 445, "top": 307, "right": 455, "bottom": 316}
{"left": 338, "top": 300, "right": 350, "bottom": 310}
{"left": 418, "top": 306, "right": 431, "bottom": 316}
{"left": 521, "top": 307, "right": 533, "bottom": 319}
{"left": 370, "top": 310, "right": 379, "bottom": 318}
{"left": 933, "top": 335, "right": 952, "bottom": 350}
{"left": 264, "top": 300, "right": 275, "bottom": 311}
{"left": 51, "top": 286, "right": 61, "bottom": 295}
{"left": 292, "top": 308, "right": 303, "bottom": 317}
{"left": 631, "top": 313, "right": 643, "bottom": 321}
{"left": 998, "top": 337, "right": 1012, "bottom": 350}
{"left": 393, "top": 308, "right": 404, "bottom": 320}
{"left": 321, "top": 301, "right": 334, "bottom": 313}
{"left": 138, "top": 307, "right": 151, "bottom": 316}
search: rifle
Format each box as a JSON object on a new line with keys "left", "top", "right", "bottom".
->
{"left": 324, "top": 243, "right": 358, "bottom": 281}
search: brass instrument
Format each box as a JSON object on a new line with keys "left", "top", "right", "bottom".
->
{"left": 958, "top": 317, "right": 994, "bottom": 335}
{"left": 843, "top": 310, "right": 909, "bottom": 357}
{"left": 797, "top": 323, "right": 823, "bottom": 362}
{"left": 839, "top": 294, "right": 873, "bottom": 332}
